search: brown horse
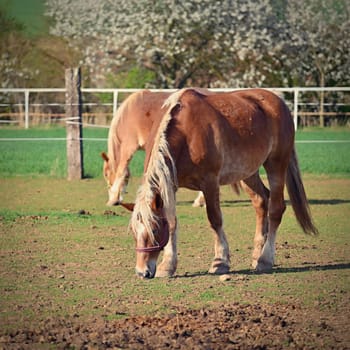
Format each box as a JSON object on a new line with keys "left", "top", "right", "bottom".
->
{"left": 122, "top": 88, "right": 318, "bottom": 278}
{"left": 101, "top": 89, "right": 236, "bottom": 206}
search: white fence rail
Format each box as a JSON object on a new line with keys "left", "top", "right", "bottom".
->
{"left": 0, "top": 87, "right": 350, "bottom": 130}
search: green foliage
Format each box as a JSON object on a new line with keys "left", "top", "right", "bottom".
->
{"left": 0, "top": 0, "right": 49, "bottom": 37}
{"left": 0, "top": 1, "right": 81, "bottom": 89}
{"left": 107, "top": 66, "right": 156, "bottom": 88}
{"left": 0, "top": 3, "right": 24, "bottom": 37}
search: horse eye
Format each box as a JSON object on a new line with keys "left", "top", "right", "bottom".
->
{"left": 152, "top": 229, "right": 158, "bottom": 235}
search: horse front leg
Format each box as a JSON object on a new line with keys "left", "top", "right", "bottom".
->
{"left": 203, "top": 182, "right": 230, "bottom": 275}
{"left": 107, "top": 165, "right": 130, "bottom": 206}
{"left": 155, "top": 217, "right": 178, "bottom": 277}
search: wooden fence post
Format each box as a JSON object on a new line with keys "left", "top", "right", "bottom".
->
{"left": 65, "top": 68, "right": 84, "bottom": 180}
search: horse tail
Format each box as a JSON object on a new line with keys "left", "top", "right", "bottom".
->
{"left": 232, "top": 182, "right": 242, "bottom": 196}
{"left": 286, "top": 147, "right": 318, "bottom": 235}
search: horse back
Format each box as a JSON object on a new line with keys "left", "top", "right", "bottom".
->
{"left": 206, "top": 89, "right": 293, "bottom": 138}
{"left": 116, "top": 90, "right": 172, "bottom": 148}
{"left": 165, "top": 88, "right": 295, "bottom": 186}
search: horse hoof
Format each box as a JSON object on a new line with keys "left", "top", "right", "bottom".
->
{"left": 251, "top": 259, "right": 258, "bottom": 269}
{"left": 155, "top": 269, "right": 174, "bottom": 278}
{"left": 255, "top": 260, "right": 273, "bottom": 273}
{"left": 192, "top": 202, "right": 205, "bottom": 208}
{"left": 209, "top": 262, "right": 230, "bottom": 275}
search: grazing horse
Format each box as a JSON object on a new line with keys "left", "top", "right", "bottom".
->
{"left": 122, "top": 88, "right": 318, "bottom": 279}
{"left": 101, "top": 90, "right": 171, "bottom": 206}
{"left": 101, "top": 89, "right": 236, "bottom": 206}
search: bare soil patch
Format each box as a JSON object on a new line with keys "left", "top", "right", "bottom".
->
{"left": 1, "top": 301, "right": 349, "bottom": 349}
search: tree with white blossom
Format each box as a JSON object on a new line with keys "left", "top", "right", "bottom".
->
{"left": 285, "top": 0, "right": 350, "bottom": 87}
{"left": 38, "top": 0, "right": 350, "bottom": 88}
{"left": 45, "top": 0, "right": 290, "bottom": 87}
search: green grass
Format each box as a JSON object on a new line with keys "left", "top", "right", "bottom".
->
{"left": 295, "top": 128, "right": 350, "bottom": 176}
{"left": 0, "top": 127, "right": 349, "bottom": 178}
{"left": 0, "top": 0, "right": 49, "bottom": 37}
{"left": 0, "top": 176, "right": 349, "bottom": 329}
{"left": 0, "top": 127, "right": 144, "bottom": 178}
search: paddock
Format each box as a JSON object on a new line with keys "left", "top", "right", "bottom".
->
{"left": 0, "top": 175, "right": 349, "bottom": 348}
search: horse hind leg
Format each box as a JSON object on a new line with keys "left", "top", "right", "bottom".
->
{"left": 202, "top": 180, "right": 230, "bottom": 274}
{"left": 256, "top": 162, "right": 287, "bottom": 272}
{"left": 241, "top": 173, "right": 270, "bottom": 269}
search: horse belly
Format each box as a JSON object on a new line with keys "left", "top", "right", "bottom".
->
{"left": 219, "top": 144, "right": 270, "bottom": 184}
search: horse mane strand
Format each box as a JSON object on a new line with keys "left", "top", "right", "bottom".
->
{"left": 131, "top": 92, "right": 181, "bottom": 241}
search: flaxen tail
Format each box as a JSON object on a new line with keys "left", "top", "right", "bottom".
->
{"left": 286, "top": 148, "right": 318, "bottom": 235}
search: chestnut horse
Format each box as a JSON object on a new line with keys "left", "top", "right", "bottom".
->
{"left": 122, "top": 88, "right": 318, "bottom": 278}
{"left": 101, "top": 89, "right": 237, "bottom": 206}
{"left": 101, "top": 90, "right": 171, "bottom": 206}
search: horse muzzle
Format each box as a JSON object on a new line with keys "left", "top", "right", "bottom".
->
{"left": 106, "top": 198, "right": 120, "bottom": 206}
{"left": 136, "top": 269, "right": 156, "bottom": 279}
{"left": 106, "top": 192, "right": 123, "bottom": 206}
{"left": 135, "top": 261, "right": 157, "bottom": 279}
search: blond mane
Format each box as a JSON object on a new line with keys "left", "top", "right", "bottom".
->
{"left": 130, "top": 91, "right": 187, "bottom": 241}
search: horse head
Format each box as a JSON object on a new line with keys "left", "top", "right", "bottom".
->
{"left": 101, "top": 152, "right": 130, "bottom": 206}
{"left": 121, "top": 192, "right": 169, "bottom": 278}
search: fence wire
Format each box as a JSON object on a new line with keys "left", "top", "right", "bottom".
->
{"left": 1, "top": 87, "right": 350, "bottom": 130}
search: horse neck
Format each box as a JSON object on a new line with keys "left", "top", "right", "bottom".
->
{"left": 142, "top": 103, "right": 177, "bottom": 220}
{"left": 109, "top": 107, "right": 145, "bottom": 172}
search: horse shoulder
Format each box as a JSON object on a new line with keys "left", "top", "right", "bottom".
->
{"left": 170, "top": 92, "right": 222, "bottom": 168}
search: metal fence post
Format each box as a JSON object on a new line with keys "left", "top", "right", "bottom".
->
{"left": 293, "top": 88, "right": 299, "bottom": 130}
{"left": 113, "top": 90, "right": 119, "bottom": 117}
{"left": 24, "top": 90, "right": 29, "bottom": 129}
{"left": 65, "top": 68, "right": 84, "bottom": 180}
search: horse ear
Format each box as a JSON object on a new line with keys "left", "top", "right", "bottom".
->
{"left": 101, "top": 152, "right": 109, "bottom": 162}
{"left": 170, "top": 102, "right": 181, "bottom": 117}
{"left": 151, "top": 193, "right": 163, "bottom": 211}
{"left": 120, "top": 202, "right": 135, "bottom": 212}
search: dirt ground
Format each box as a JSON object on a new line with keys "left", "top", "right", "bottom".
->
{"left": 1, "top": 177, "right": 350, "bottom": 349}
{"left": 1, "top": 300, "right": 349, "bottom": 349}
